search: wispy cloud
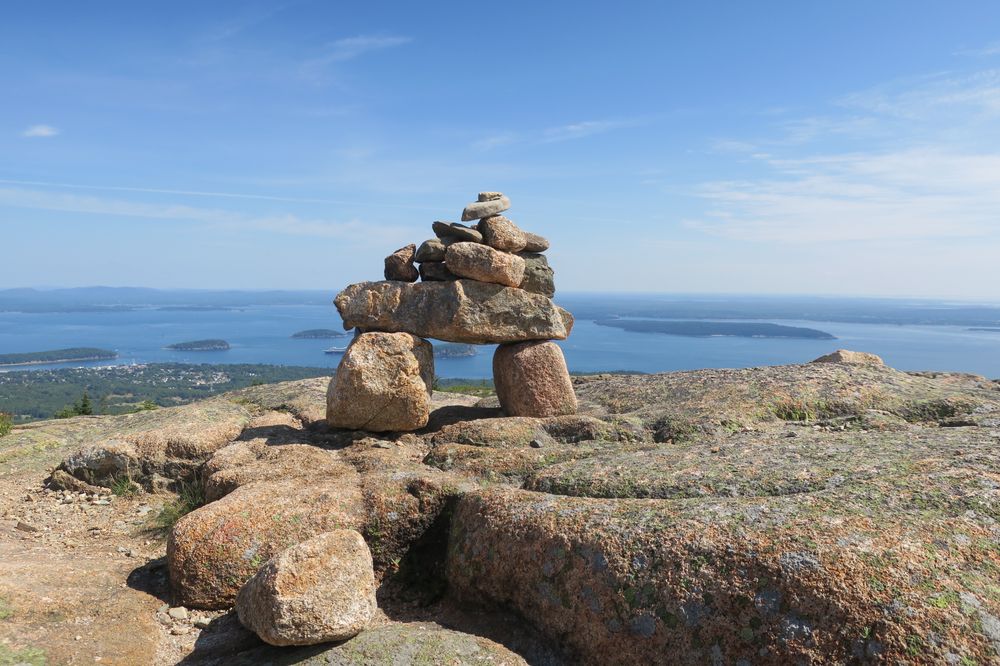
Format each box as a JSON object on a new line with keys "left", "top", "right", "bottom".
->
{"left": 471, "top": 132, "right": 520, "bottom": 151}
{"left": 22, "top": 124, "right": 59, "bottom": 138}
{"left": 0, "top": 186, "right": 411, "bottom": 243}
{"left": 956, "top": 41, "right": 1000, "bottom": 57}
{"left": 299, "top": 34, "right": 411, "bottom": 83}
{"left": 688, "top": 67, "right": 1000, "bottom": 245}
{"left": 542, "top": 119, "right": 637, "bottom": 143}
{"left": 472, "top": 118, "right": 642, "bottom": 151}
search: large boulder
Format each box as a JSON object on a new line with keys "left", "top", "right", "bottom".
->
{"left": 236, "top": 530, "right": 377, "bottom": 646}
{"left": 326, "top": 332, "right": 434, "bottom": 432}
{"left": 517, "top": 251, "right": 555, "bottom": 297}
{"left": 494, "top": 341, "right": 577, "bottom": 417}
{"left": 335, "top": 280, "right": 574, "bottom": 344}
{"left": 58, "top": 439, "right": 139, "bottom": 487}
{"left": 445, "top": 242, "right": 525, "bottom": 288}
{"left": 167, "top": 474, "right": 365, "bottom": 609}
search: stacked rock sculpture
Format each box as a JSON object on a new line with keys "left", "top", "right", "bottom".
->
{"left": 328, "top": 192, "right": 576, "bottom": 431}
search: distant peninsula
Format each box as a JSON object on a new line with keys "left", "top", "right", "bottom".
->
{"left": 165, "top": 339, "right": 231, "bottom": 351}
{"left": 434, "top": 343, "right": 476, "bottom": 359}
{"left": 291, "top": 329, "right": 350, "bottom": 339}
{"left": 594, "top": 319, "right": 836, "bottom": 340}
{"left": 0, "top": 347, "right": 118, "bottom": 367}
{"left": 969, "top": 327, "right": 1000, "bottom": 332}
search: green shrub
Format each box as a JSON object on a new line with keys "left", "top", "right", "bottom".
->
{"left": 0, "top": 412, "right": 12, "bottom": 437}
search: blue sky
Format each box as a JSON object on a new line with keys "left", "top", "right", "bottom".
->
{"left": 3, "top": 1, "right": 1000, "bottom": 299}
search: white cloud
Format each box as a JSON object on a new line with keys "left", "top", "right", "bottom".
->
{"left": 471, "top": 132, "right": 520, "bottom": 151}
{"left": 956, "top": 41, "right": 1000, "bottom": 57}
{"left": 22, "top": 124, "right": 59, "bottom": 138}
{"left": 688, "top": 66, "right": 1000, "bottom": 247}
{"left": 0, "top": 186, "right": 410, "bottom": 243}
{"left": 299, "top": 34, "right": 411, "bottom": 83}
{"left": 542, "top": 119, "right": 635, "bottom": 143}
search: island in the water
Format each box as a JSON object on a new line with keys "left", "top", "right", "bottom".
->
{"left": 165, "top": 339, "right": 231, "bottom": 351}
{"left": 0, "top": 347, "right": 119, "bottom": 367}
{"left": 594, "top": 319, "right": 836, "bottom": 339}
{"left": 434, "top": 343, "right": 476, "bottom": 359}
{"left": 291, "top": 329, "right": 350, "bottom": 339}
{"left": 969, "top": 327, "right": 1000, "bottom": 333}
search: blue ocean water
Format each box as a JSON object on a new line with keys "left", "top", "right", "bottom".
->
{"left": 1, "top": 303, "right": 999, "bottom": 379}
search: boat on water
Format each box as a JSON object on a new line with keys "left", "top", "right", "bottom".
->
{"left": 324, "top": 346, "right": 348, "bottom": 354}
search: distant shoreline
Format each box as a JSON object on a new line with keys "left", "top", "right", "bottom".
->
{"left": 0, "top": 355, "right": 118, "bottom": 367}
{"left": 593, "top": 319, "right": 836, "bottom": 340}
{"left": 0, "top": 348, "right": 119, "bottom": 367}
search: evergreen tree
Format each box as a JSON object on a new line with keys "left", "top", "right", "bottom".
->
{"left": 77, "top": 392, "right": 93, "bottom": 416}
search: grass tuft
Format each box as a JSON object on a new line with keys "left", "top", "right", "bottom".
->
{"left": 109, "top": 475, "right": 141, "bottom": 498}
{"left": 151, "top": 481, "right": 205, "bottom": 533}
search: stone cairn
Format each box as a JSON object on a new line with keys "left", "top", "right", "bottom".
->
{"left": 327, "top": 192, "right": 577, "bottom": 431}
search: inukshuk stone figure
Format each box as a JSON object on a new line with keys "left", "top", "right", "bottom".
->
{"left": 327, "top": 192, "right": 576, "bottom": 431}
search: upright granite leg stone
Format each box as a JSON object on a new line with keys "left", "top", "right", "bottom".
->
{"left": 326, "top": 332, "right": 434, "bottom": 432}
{"left": 492, "top": 341, "right": 577, "bottom": 417}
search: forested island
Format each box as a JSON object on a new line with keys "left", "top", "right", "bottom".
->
{"left": 165, "top": 339, "right": 231, "bottom": 351}
{"left": 594, "top": 319, "right": 836, "bottom": 339}
{"left": 0, "top": 347, "right": 118, "bottom": 367}
{"left": 434, "top": 343, "right": 476, "bottom": 358}
{"left": 969, "top": 327, "right": 1000, "bottom": 332}
{"left": 291, "top": 329, "right": 349, "bottom": 339}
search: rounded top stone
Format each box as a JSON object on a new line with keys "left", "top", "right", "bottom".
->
{"left": 478, "top": 191, "right": 505, "bottom": 202}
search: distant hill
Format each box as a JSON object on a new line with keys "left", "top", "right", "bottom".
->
{"left": 594, "top": 319, "right": 836, "bottom": 339}
{"left": 0, "top": 287, "right": 332, "bottom": 313}
{"left": 166, "top": 339, "right": 230, "bottom": 351}
{"left": 0, "top": 348, "right": 118, "bottom": 367}
{"left": 291, "top": 329, "right": 350, "bottom": 339}
{"left": 434, "top": 343, "right": 476, "bottom": 358}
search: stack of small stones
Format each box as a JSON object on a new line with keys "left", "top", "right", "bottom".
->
{"left": 327, "top": 191, "right": 576, "bottom": 432}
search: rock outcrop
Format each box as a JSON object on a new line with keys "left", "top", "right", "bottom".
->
{"left": 811, "top": 349, "right": 885, "bottom": 366}
{"left": 28, "top": 356, "right": 1000, "bottom": 664}
{"left": 167, "top": 473, "right": 365, "bottom": 608}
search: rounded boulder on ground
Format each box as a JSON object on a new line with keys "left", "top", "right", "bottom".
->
{"left": 493, "top": 341, "right": 577, "bottom": 417}
{"left": 235, "top": 530, "right": 377, "bottom": 646}
{"left": 326, "top": 332, "right": 435, "bottom": 432}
